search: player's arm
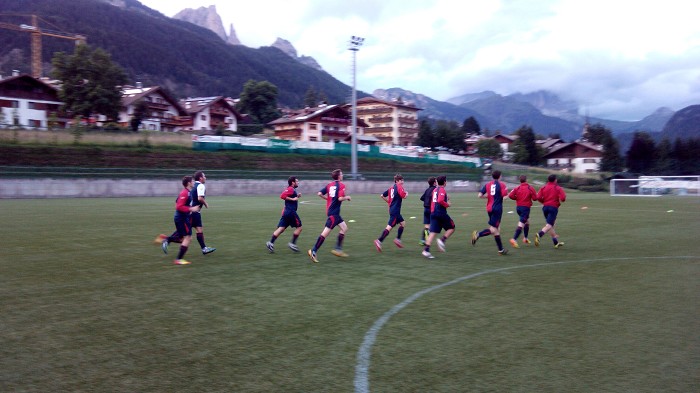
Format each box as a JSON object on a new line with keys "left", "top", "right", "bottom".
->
{"left": 198, "top": 195, "right": 208, "bottom": 208}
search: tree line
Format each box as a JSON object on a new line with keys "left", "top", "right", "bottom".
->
{"left": 49, "top": 46, "right": 698, "bottom": 176}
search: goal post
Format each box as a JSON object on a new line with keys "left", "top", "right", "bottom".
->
{"left": 610, "top": 175, "right": 700, "bottom": 197}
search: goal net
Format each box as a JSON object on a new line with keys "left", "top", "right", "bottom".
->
{"left": 610, "top": 176, "right": 700, "bottom": 197}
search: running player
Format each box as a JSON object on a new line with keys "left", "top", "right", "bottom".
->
{"left": 308, "top": 169, "right": 352, "bottom": 263}
{"left": 374, "top": 174, "right": 408, "bottom": 252}
{"left": 190, "top": 171, "right": 216, "bottom": 255}
{"left": 472, "top": 170, "right": 509, "bottom": 255}
{"left": 267, "top": 176, "right": 303, "bottom": 253}
{"left": 422, "top": 175, "right": 455, "bottom": 259}
{"left": 507, "top": 174, "right": 538, "bottom": 248}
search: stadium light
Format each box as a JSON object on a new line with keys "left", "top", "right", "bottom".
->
{"left": 349, "top": 35, "right": 364, "bottom": 180}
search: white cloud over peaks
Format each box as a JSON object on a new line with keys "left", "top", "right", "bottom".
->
{"left": 139, "top": 0, "right": 700, "bottom": 120}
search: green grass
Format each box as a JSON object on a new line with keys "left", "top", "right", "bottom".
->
{"left": 1, "top": 192, "right": 699, "bottom": 392}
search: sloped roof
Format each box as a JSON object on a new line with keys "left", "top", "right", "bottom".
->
{"left": 269, "top": 104, "right": 369, "bottom": 127}
{"left": 121, "top": 85, "right": 184, "bottom": 114}
{"left": 0, "top": 74, "right": 58, "bottom": 95}
{"left": 354, "top": 96, "right": 422, "bottom": 110}
{"left": 543, "top": 141, "right": 603, "bottom": 158}
{"left": 180, "top": 96, "right": 242, "bottom": 120}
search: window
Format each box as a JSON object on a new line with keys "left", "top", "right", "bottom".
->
{"left": 583, "top": 158, "right": 597, "bottom": 163}
{"left": 200, "top": 115, "right": 206, "bottom": 121}
{"left": 28, "top": 119, "right": 42, "bottom": 128}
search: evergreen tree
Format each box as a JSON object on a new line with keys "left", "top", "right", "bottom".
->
{"left": 626, "top": 131, "right": 656, "bottom": 173}
{"left": 511, "top": 125, "right": 542, "bottom": 165}
{"left": 51, "top": 45, "right": 127, "bottom": 121}
{"left": 236, "top": 80, "right": 281, "bottom": 125}
{"left": 415, "top": 119, "right": 436, "bottom": 149}
{"left": 461, "top": 116, "right": 481, "bottom": 136}
{"left": 434, "top": 120, "right": 465, "bottom": 153}
{"left": 653, "top": 138, "right": 676, "bottom": 175}
{"left": 599, "top": 133, "right": 624, "bottom": 172}
{"left": 475, "top": 139, "right": 502, "bottom": 159}
{"left": 303, "top": 86, "right": 317, "bottom": 107}
{"left": 130, "top": 100, "right": 150, "bottom": 132}
{"left": 587, "top": 124, "right": 623, "bottom": 172}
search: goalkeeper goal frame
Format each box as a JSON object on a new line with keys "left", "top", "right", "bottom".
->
{"left": 610, "top": 175, "right": 700, "bottom": 197}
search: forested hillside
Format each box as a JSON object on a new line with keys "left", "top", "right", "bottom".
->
{"left": 0, "top": 0, "right": 361, "bottom": 107}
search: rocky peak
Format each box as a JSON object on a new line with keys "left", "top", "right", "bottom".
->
{"left": 271, "top": 38, "right": 323, "bottom": 72}
{"left": 227, "top": 24, "right": 241, "bottom": 45}
{"left": 272, "top": 38, "right": 297, "bottom": 58}
{"left": 174, "top": 5, "right": 228, "bottom": 42}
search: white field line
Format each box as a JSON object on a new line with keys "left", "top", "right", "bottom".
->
{"left": 354, "top": 255, "right": 699, "bottom": 393}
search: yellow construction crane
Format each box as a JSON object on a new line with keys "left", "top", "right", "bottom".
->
{"left": 0, "top": 14, "right": 86, "bottom": 78}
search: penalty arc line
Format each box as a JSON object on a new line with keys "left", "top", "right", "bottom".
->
{"left": 353, "top": 255, "right": 698, "bottom": 393}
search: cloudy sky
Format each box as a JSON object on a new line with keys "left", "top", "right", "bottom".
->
{"left": 138, "top": 0, "right": 700, "bottom": 121}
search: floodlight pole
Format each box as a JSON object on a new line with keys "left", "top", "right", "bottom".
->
{"left": 349, "top": 36, "right": 364, "bottom": 180}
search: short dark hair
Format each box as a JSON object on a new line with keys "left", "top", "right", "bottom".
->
{"left": 428, "top": 176, "right": 436, "bottom": 186}
{"left": 394, "top": 174, "right": 404, "bottom": 182}
{"left": 548, "top": 174, "right": 557, "bottom": 183}
{"left": 519, "top": 175, "right": 527, "bottom": 183}
{"left": 193, "top": 171, "right": 205, "bottom": 181}
{"left": 331, "top": 169, "right": 342, "bottom": 180}
{"left": 437, "top": 175, "right": 447, "bottom": 186}
{"left": 288, "top": 176, "right": 298, "bottom": 186}
{"left": 182, "top": 175, "right": 193, "bottom": 187}
{"left": 492, "top": 170, "right": 502, "bottom": 179}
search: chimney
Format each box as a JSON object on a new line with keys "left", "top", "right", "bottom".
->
{"left": 136, "top": 81, "right": 143, "bottom": 89}
{"left": 12, "top": 70, "right": 20, "bottom": 77}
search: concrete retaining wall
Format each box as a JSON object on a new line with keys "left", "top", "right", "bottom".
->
{"left": 0, "top": 178, "right": 480, "bottom": 199}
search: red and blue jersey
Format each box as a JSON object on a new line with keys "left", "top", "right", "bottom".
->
{"left": 508, "top": 183, "right": 537, "bottom": 207}
{"left": 430, "top": 186, "right": 449, "bottom": 215}
{"left": 174, "top": 188, "right": 192, "bottom": 219}
{"left": 383, "top": 183, "right": 407, "bottom": 216}
{"left": 320, "top": 181, "right": 346, "bottom": 217}
{"left": 480, "top": 180, "right": 508, "bottom": 213}
{"left": 280, "top": 185, "right": 299, "bottom": 213}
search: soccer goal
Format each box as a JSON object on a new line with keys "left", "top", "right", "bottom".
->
{"left": 610, "top": 175, "right": 700, "bottom": 197}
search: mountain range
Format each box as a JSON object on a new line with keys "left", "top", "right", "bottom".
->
{"left": 0, "top": 0, "right": 698, "bottom": 146}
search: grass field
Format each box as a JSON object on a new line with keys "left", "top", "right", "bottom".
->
{"left": 1, "top": 191, "right": 699, "bottom": 392}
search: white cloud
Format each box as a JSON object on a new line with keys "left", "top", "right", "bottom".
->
{"left": 139, "top": 0, "right": 700, "bottom": 120}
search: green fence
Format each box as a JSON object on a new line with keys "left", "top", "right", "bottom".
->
{"left": 192, "top": 136, "right": 482, "bottom": 168}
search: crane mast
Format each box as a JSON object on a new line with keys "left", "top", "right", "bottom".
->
{"left": 0, "top": 14, "right": 86, "bottom": 78}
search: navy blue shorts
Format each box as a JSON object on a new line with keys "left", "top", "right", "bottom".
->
{"left": 325, "top": 214, "right": 344, "bottom": 229}
{"left": 542, "top": 206, "right": 559, "bottom": 225}
{"left": 190, "top": 212, "right": 203, "bottom": 227}
{"left": 516, "top": 206, "right": 531, "bottom": 224}
{"left": 175, "top": 216, "right": 192, "bottom": 237}
{"left": 423, "top": 207, "right": 431, "bottom": 225}
{"left": 277, "top": 211, "right": 302, "bottom": 228}
{"left": 429, "top": 214, "right": 455, "bottom": 233}
{"left": 387, "top": 214, "right": 404, "bottom": 227}
{"left": 488, "top": 208, "right": 503, "bottom": 227}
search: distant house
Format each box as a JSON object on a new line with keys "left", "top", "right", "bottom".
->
{"left": 492, "top": 133, "right": 518, "bottom": 160}
{"left": 269, "top": 104, "right": 368, "bottom": 143}
{"left": 179, "top": 96, "right": 242, "bottom": 132}
{"left": 349, "top": 97, "right": 421, "bottom": 146}
{"left": 542, "top": 141, "right": 603, "bottom": 173}
{"left": 0, "top": 73, "right": 67, "bottom": 129}
{"left": 119, "top": 84, "right": 185, "bottom": 132}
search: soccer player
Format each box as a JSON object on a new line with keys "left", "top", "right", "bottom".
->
{"left": 507, "top": 174, "right": 538, "bottom": 248}
{"left": 308, "top": 169, "right": 352, "bottom": 263}
{"left": 535, "top": 174, "right": 567, "bottom": 248}
{"left": 161, "top": 175, "right": 201, "bottom": 265}
{"left": 374, "top": 174, "right": 408, "bottom": 252}
{"left": 267, "top": 176, "right": 303, "bottom": 253}
{"left": 418, "top": 176, "right": 436, "bottom": 245}
{"left": 190, "top": 171, "right": 216, "bottom": 255}
{"left": 472, "top": 170, "right": 509, "bottom": 255}
{"left": 422, "top": 175, "right": 455, "bottom": 259}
